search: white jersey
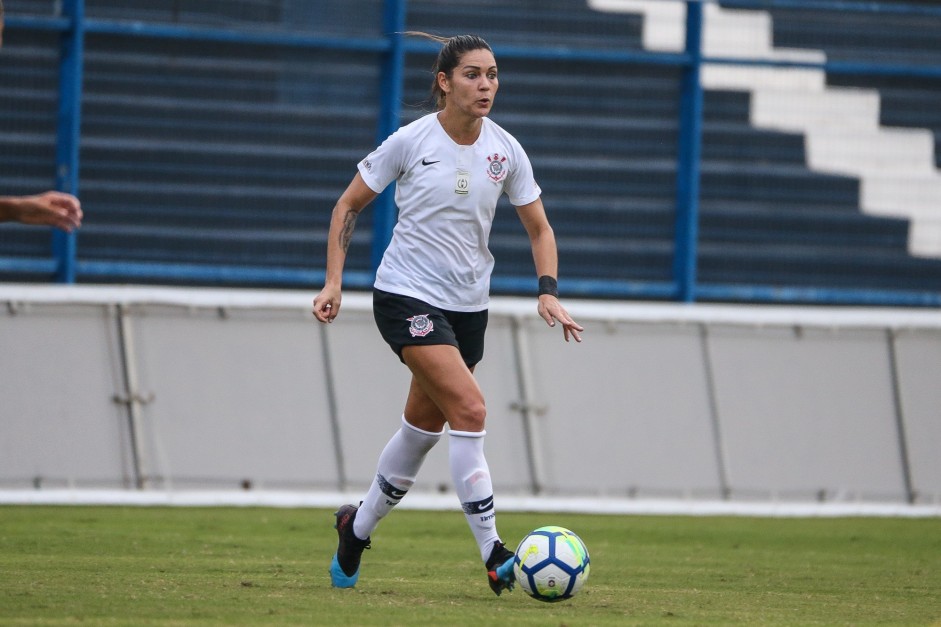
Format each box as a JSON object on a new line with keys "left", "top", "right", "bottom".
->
{"left": 357, "top": 112, "right": 541, "bottom": 312}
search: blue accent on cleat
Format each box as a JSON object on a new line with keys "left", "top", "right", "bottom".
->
{"left": 495, "top": 555, "right": 515, "bottom": 583}
{"left": 486, "top": 540, "right": 516, "bottom": 595}
{"left": 330, "top": 552, "right": 359, "bottom": 588}
{"left": 329, "top": 504, "right": 370, "bottom": 588}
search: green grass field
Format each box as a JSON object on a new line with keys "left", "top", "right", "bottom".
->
{"left": 1, "top": 505, "right": 939, "bottom": 625}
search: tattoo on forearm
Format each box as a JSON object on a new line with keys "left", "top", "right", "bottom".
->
{"left": 339, "top": 211, "right": 358, "bottom": 253}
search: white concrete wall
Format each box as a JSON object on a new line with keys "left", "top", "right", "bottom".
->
{"left": 1, "top": 285, "right": 939, "bottom": 504}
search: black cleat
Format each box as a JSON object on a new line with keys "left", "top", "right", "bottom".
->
{"left": 329, "top": 503, "right": 371, "bottom": 588}
{"left": 485, "top": 540, "right": 516, "bottom": 596}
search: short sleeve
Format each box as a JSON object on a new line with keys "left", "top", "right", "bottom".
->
{"left": 504, "top": 141, "right": 542, "bottom": 207}
{"left": 357, "top": 129, "right": 406, "bottom": 194}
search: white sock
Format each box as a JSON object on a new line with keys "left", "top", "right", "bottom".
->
{"left": 449, "top": 429, "right": 501, "bottom": 563}
{"left": 353, "top": 416, "right": 442, "bottom": 540}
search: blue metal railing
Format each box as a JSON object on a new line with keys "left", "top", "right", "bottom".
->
{"left": 3, "top": 0, "right": 940, "bottom": 306}
{"left": 51, "top": 0, "right": 84, "bottom": 284}
{"left": 371, "top": 0, "right": 407, "bottom": 270}
{"left": 673, "top": 1, "right": 704, "bottom": 303}
{"left": 719, "top": 0, "right": 941, "bottom": 18}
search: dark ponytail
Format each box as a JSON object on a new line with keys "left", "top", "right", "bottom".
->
{"left": 406, "top": 32, "right": 493, "bottom": 110}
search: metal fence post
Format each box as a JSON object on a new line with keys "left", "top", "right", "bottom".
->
{"left": 673, "top": 1, "right": 704, "bottom": 302}
{"left": 319, "top": 324, "right": 348, "bottom": 492}
{"left": 886, "top": 329, "right": 916, "bottom": 504}
{"left": 114, "top": 304, "right": 148, "bottom": 489}
{"left": 699, "top": 322, "right": 731, "bottom": 499}
{"left": 509, "top": 317, "right": 547, "bottom": 496}
{"left": 52, "top": 0, "right": 84, "bottom": 284}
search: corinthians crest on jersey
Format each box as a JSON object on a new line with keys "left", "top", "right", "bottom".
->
{"left": 486, "top": 153, "right": 508, "bottom": 183}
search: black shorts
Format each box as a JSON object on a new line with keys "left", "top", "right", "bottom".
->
{"left": 373, "top": 288, "right": 488, "bottom": 367}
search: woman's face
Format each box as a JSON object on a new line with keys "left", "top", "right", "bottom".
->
{"left": 439, "top": 48, "right": 498, "bottom": 119}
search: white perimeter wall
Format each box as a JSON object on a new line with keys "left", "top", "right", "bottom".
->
{"left": 1, "top": 285, "right": 939, "bottom": 506}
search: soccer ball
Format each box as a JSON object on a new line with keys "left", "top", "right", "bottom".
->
{"left": 513, "top": 526, "right": 590, "bottom": 602}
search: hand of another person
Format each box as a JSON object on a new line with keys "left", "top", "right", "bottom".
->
{"left": 3, "top": 191, "right": 83, "bottom": 232}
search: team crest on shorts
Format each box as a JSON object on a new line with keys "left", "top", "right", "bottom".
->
{"left": 486, "top": 153, "right": 507, "bottom": 182}
{"left": 407, "top": 314, "right": 434, "bottom": 337}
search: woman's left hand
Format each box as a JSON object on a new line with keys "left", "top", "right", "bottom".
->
{"left": 537, "top": 295, "right": 583, "bottom": 343}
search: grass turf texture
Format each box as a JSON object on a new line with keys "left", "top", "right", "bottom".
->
{"left": 0, "top": 506, "right": 939, "bottom": 625}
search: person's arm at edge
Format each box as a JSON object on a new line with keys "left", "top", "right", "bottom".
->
{"left": 0, "top": 191, "right": 83, "bottom": 231}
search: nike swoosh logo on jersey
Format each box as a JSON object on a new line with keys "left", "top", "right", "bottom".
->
{"left": 421, "top": 158, "right": 440, "bottom": 166}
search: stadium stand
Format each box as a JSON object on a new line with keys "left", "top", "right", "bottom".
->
{"left": 594, "top": 0, "right": 941, "bottom": 292}
{"left": 0, "top": 27, "right": 61, "bottom": 267}
{"left": 2, "top": 0, "right": 941, "bottom": 298}
{"left": 761, "top": 3, "right": 941, "bottom": 169}
{"left": 707, "top": 0, "right": 941, "bottom": 290}
{"left": 2, "top": 1, "right": 386, "bottom": 282}
{"left": 76, "top": 35, "right": 380, "bottom": 275}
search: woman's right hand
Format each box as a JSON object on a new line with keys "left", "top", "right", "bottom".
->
{"left": 312, "top": 286, "right": 341, "bottom": 323}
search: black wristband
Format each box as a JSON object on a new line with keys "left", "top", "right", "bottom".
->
{"left": 538, "top": 275, "right": 559, "bottom": 298}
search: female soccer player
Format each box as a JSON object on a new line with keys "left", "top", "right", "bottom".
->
{"left": 312, "top": 33, "right": 583, "bottom": 595}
